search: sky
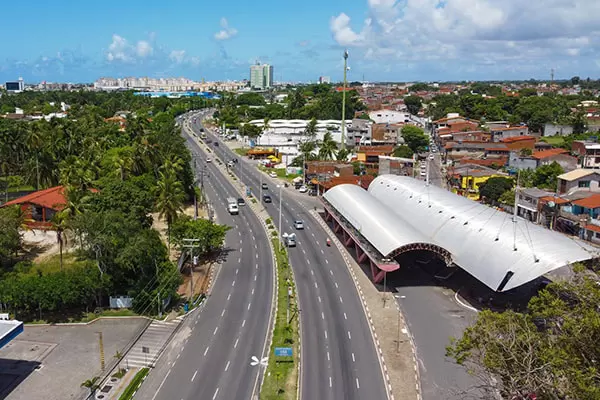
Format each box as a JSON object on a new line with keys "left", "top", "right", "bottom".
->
{"left": 0, "top": 0, "right": 598, "bottom": 83}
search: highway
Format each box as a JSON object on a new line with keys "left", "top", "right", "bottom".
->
{"left": 134, "top": 110, "right": 274, "bottom": 400}
{"left": 189, "top": 113, "right": 388, "bottom": 400}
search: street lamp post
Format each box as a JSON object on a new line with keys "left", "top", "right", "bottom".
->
{"left": 278, "top": 184, "right": 283, "bottom": 251}
{"left": 341, "top": 49, "right": 349, "bottom": 151}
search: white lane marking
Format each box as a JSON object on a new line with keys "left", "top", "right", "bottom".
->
{"left": 339, "top": 296, "right": 343, "bottom": 303}
{"left": 314, "top": 282, "right": 318, "bottom": 289}
{"left": 234, "top": 338, "right": 239, "bottom": 348}
{"left": 311, "top": 233, "right": 315, "bottom": 237}
{"left": 324, "top": 330, "right": 328, "bottom": 339}
{"left": 307, "top": 259, "right": 311, "bottom": 265}
{"left": 255, "top": 253, "right": 258, "bottom": 259}
{"left": 347, "top": 331, "right": 352, "bottom": 340}
{"left": 251, "top": 288, "right": 255, "bottom": 295}
{"left": 321, "top": 312, "right": 325, "bottom": 320}
{"left": 310, "top": 270, "right": 314, "bottom": 276}
{"left": 212, "top": 388, "right": 220, "bottom": 400}
{"left": 152, "top": 369, "right": 172, "bottom": 400}
{"left": 329, "top": 377, "right": 332, "bottom": 387}
{"left": 330, "top": 270, "right": 333, "bottom": 275}
{"left": 213, "top": 326, "right": 219, "bottom": 335}
{"left": 236, "top": 268, "right": 239, "bottom": 275}
{"left": 356, "top": 378, "right": 360, "bottom": 389}
{"left": 318, "top": 296, "right": 322, "bottom": 303}
{"left": 352, "top": 353, "right": 356, "bottom": 362}
{"left": 204, "top": 346, "right": 210, "bottom": 356}
{"left": 344, "top": 312, "right": 348, "bottom": 320}
{"left": 239, "top": 240, "right": 242, "bottom": 244}
{"left": 254, "top": 244, "right": 257, "bottom": 249}
{"left": 254, "top": 275, "right": 257, "bottom": 281}
{"left": 225, "top": 361, "right": 230, "bottom": 371}
{"left": 255, "top": 263, "right": 258, "bottom": 269}
{"left": 248, "top": 303, "right": 251, "bottom": 310}
{"left": 335, "top": 282, "right": 339, "bottom": 289}
{"left": 325, "top": 259, "right": 329, "bottom": 264}
{"left": 321, "top": 249, "right": 324, "bottom": 254}
{"left": 191, "top": 370, "right": 198, "bottom": 382}
{"left": 221, "top": 309, "right": 226, "bottom": 317}
{"left": 177, "top": 353, "right": 181, "bottom": 359}
{"left": 238, "top": 258, "right": 241, "bottom": 263}
{"left": 227, "top": 293, "right": 231, "bottom": 301}
{"left": 327, "top": 351, "right": 330, "bottom": 361}
{"left": 253, "top": 235, "right": 256, "bottom": 241}
{"left": 242, "top": 319, "right": 246, "bottom": 327}
{"left": 302, "top": 249, "right": 306, "bottom": 254}
{"left": 232, "top": 281, "right": 236, "bottom": 287}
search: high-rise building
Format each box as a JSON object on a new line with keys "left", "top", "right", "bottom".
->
{"left": 319, "top": 76, "right": 331, "bottom": 84}
{"left": 250, "top": 63, "right": 274, "bottom": 90}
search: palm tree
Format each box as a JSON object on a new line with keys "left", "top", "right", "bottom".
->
{"left": 336, "top": 148, "right": 350, "bottom": 162}
{"left": 263, "top": 118, "right": 271, "bottom": 143}
{"left": 298, "top": 140, "right": 316, "bottom": 163}
{"left": 318, "top": 132, "right": 338, "bottom": 160}
{"left": 155, "top": 169, "right": 184, "bottom": 251}
{"left": 304, "top": 118, "right": 318, "bottom": 141}
{"left": 81, "top": 376, "right": 100, "bottom": 395}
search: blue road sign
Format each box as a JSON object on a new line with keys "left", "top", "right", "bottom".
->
{"left": 274, "top": 347, "right": 293, "bottom": 357}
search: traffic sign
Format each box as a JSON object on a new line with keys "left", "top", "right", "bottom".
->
{"left": 274, "top": 347, "right": 293, "bottom": 357}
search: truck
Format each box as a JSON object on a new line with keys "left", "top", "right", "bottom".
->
{"left": 227, "top": 197, "right": 239, "bottom": 215}
{"left": 282, "top": 232, "right": 296, "bottom": 247}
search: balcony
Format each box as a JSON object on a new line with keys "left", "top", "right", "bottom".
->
{"left": 558, "top": 209, "right": 589, "bottom": 224}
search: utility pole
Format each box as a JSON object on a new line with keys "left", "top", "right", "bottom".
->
{"left": 341, "top": 49, "right": 349, "bottom": 151}
{"left": 182, "top": 239, "right": 201, "bottom": 307}
{"left": 155, "top": 260, "right": 162, "bottom": 318}
{"left": 36, "top": 156, "right": 40, "bottom": 190}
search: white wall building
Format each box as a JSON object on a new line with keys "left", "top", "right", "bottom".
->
{"left": 369, "top": 109, "right": 426, "bottom": 127}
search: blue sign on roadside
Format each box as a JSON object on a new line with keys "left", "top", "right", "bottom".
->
{"left": 274, "top": 347, "right": 293, "bottom": 357}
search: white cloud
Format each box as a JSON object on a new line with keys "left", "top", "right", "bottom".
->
{"left": 107, "top": 34, "right": 131, "bottom": 62}
{"left": 330, "top": 0, "right": 600, "bottom": 77}
{"left": 214, "top": 18, "right": 238, "bottom": 41}
{"left": 169, "top": 50, "right": 186, "bottom": 64}
{"left": 136, "top": 41, "right": 153, "bottom": 58}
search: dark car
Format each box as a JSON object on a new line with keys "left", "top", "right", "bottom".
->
{"left": 294, "top": 182, "right": 303, "bottom": 189}
{"left": 237, "top": 198, "right": 246, "bottom": 206}
{"left": 308, "top": 189, "right": 317, "bottom": 196}
{"left": 263, "top": 194, "right": 272, "bottom": 203}
{"left": 262, "top": 183, "right": 268, "bottom": 190}
{"left": 213, "top": 142, "right": 219, "bottom": 147}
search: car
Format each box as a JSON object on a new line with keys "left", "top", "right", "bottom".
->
{"left": 263, "top": 194, "right": 272, "bottom": 203}
{"left": 214, "top": 142, "right": 219, "bottom": 147}
{"left": 269, "top": 172, "right": 277, "bottom": 178}
{"left": 206, "top": 158, "right": 212, "bottom": 163}
{"left": 308, "top": 189, "right": 317, "bottom": 196}
{"left": 294, "top": 220, "right": 304, "bottom": 229}
{"left": 431, "top": 148, "right": 437, "bottom": 153}
{"left": 262, "top": 183, "right": 268, "bottom": 190}
{"left": 237, "top": 198, "right": 246, "bottom": 206}
{"left": 299, "top": 185, "right": 308, "bottom": 193}
{"left": 428, "top": 154, "right": 435, "bottom": 161}
{"left": 294, "top": 182, "right": 303, "bottom": 189}
{"left": 227, "top": 161, "right": 234, "bottom": 168}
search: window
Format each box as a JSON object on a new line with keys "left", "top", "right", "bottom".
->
{"left": 579, "top": 180, "right": 591, "bottom": 188}
{"left": 595, "top": 232, "right": 600, "bottom": 239}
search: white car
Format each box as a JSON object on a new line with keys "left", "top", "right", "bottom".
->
{"left": 294, "top": 220, "right": 304, "bottom": 229}
{"left": 206, "top": 158, "right": 212, "bottom": 163}
{"left": 299, "top": 185, "right": 308, "bottom": 193}
{"left": 428, "top": 154, "right": 435, "bottom": 161}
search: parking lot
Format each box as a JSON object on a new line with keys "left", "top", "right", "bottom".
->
{"left": 0, "top": 318, "right": 147, "bottom": 400}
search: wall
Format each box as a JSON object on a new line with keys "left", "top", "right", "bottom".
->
{"left": 543, "top": 123, "right": 573, "bottom": 137}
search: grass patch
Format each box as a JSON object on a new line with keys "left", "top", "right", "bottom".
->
{"left": 80, "top": 309, "right": 138, "bottom": 323}
{"left": 18, "top": 253, "right": 90, "bottom": 277}
{"left": 540, "top": 136, "right": 566, "bottom": 147}
{"left": 260, "top": 240, "right": 299, "bottom": 400}
{"left": 112, "top": 368, "right": 127, "bottom": 379}
{"left": 118, "top": 367, "right": 149, "bottom": 400}
{"left": 234, "top": 148, "right": 249, "bottom": 156}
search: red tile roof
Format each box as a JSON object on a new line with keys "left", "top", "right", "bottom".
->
{"left": 501, "top": 135, "right": 537, "bottom": 143}
{"left": 532, "top": 148, "right": 569, "bottom": 160}
{"left": 493, "top": 126, "right": 528, "bottom": 131}
{"left": 540, "top": 196, "right": 570, "bottom": 205}
{"left": 1, "top": 186, "right": 66, "bottom": 211}
{"left": 573, "top": 194, "right": 600, "bottom": 209}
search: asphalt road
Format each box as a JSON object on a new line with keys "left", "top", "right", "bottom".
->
{"left": 190, "top": 114, "right": 388, "bottom": 400}
{"left": 134, "top": 112, "right": 274, "bottom": 400}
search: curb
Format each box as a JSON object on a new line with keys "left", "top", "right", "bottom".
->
{"left": 310, "top": 209, "right": 422, "bottom": 400}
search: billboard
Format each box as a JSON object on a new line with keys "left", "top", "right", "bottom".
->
{"left": 5, "top": 82, "right": 20, "bottom": 91}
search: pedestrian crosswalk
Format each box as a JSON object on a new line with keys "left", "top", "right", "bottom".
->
{"left": 124, "top": 319, "right": 181, "bottom": 368}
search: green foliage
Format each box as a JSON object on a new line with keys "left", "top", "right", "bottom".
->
{"left": 401, "top": 125, "right": 428, "bottom": 153}
{"left": 408, "top": 83, "right": 435, "bottom": 92}
{"left": 170, "top": 215, "right": 230, "bottom": 256}
{"left": 318, "top": 132, "right": 338, "bottom": 160}
{"left": 404, "top": 95, "right": 422, "bottom": 115}
{"left": 498, "top": 189, "right": 515, "bottom": 206}
{"left": 531, "top": 162, "right": 564, "bottom": 190}
{"left": 0, "top": 206, "right": 24, "bottom": 264}
{"left": 240, "top": 123, "right": 263, "bottom": 139}
{"left": 393, "top": 145, "right": 414, "bottom": 158}
{"left": 118, "top": 368, "right": 149, "bottom": 400}
{"left": 235, "top": 92, "right": 266, "bottom": 106}
{"left": 478, "top": 177, "right": 514, "bottom": 202}
{"left": 447, "top": 275, "right": 600, "bottom": 400}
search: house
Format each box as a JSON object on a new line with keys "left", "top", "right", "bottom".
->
{"left": 305, "top": 161, "right": 353, "bottom": 183}
{"left": 516, "top": 187, "right": 553, "bottom": 223}
{"left": 557, "top": 169, "right": 600, "bottom": 195}
{"left": 368, "top": 110, "right": 412, "bottom": 125}
{"left": 543, "top": 123, "right": 574, "bottom": 137}
{"left": 356, "top": 145, "right": 395, "bottom": 165}
{"left": 532, "top": 149, "right": 577, "bottom": 171}
{"left": 500, "top": 136, "right": 536, "bottom": 151}
{"left": 433, "top": 114, "right": 480, "bottom": 131}
{"left": 571, "top": 195, "right": 600, "bottom": 244}
{"left": 571, "top": 140, "right": 600, "bottom": 169}
{"left": 490, "top": 125, "right": 530, "bottom": 142}
{"left": 448, "top": 163, "right": 508, "bottom": 200}
{"left": 378, "top": 155, "right": 415, "bottom": 177}
{"left": 0, "top": 186, "right": 67, "bottom": 229}
{"left": 371, "top": 123, "right": 403, "bottom": 145}
{"left": 445, "top": 142, "right": 507, "bottom": 160}
{"left": 438, "top": 130, "right": 490, "bottom": 147}
{"left": 315, "top": 175, "right": 375, "bottom": 194}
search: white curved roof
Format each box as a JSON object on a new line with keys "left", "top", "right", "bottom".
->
{"left": 323, "top": 184, "right": 431, "bottom": 257}
{"left": 367, "top": 175, "right": 599, "bottom": 291}
{"left": 248, "top": 119, "right": 343, "bottom": 130}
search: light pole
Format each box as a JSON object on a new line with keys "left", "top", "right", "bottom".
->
{"left": 341, "top": 49, "right": 349, "bottom": 151}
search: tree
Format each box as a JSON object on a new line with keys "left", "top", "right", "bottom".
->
{"left": 404, "top": 95, "right": 422, "bottom": 115}
{"left": 304, "top": 117, "right": 318, "bottom": 140}
{"left": 447, "top": 273, "right": 600, "bottom": 400}
{"left": 171, "top": 216, "right": 230, "bottom": 256}
{"left": 401, "top": 125, "right": 428, "bottom": 153}
{"left": 298, "top": 140, "right": 317, "bottom": 165}
{"left": 393, "top": 145, "right": 414, "bottom": 158}
{"left": 81, "top": 376, "right": 100, "bottom": 395}
{"left": 318, "top": 132, "right": 337, "bottom": 160}
{"left": 498, "top": 189, "right": 515, "bottom": 206}
{"left": 532, "top": 162, "right": 564, "bottom": 190}
{"left": 478, "top": 177, "right": 514, "bottom": 202}
{"left": 336, "top": 148, "right": 350, "bottom": 161}
{"left": 519, "top": 148, "right": 533, "bottom": 157}
{"left": 240, "top": 123, "right": 262, "bottom": 139}
{"left": 155, "top": 168, "right": 185, "bottom": 250}
{"left": 0, "top": 206, "right": 24, "bottom": 263}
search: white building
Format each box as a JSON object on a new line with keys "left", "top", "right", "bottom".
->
{"left": 250, "top": 64, "right": 274, "bottom": 90}
{"left": 369, "top": 109, "right": 412, "bottom": 125}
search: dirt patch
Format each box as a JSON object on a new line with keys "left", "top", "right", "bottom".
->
{"left": 177, "top": 262, "right": 211, "bottom": 298}
{"left": 152, "top": 205, "right": 208, "bottom": 261}
{"left": 20, "top": 229, "right": 75, "bottom": 263}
